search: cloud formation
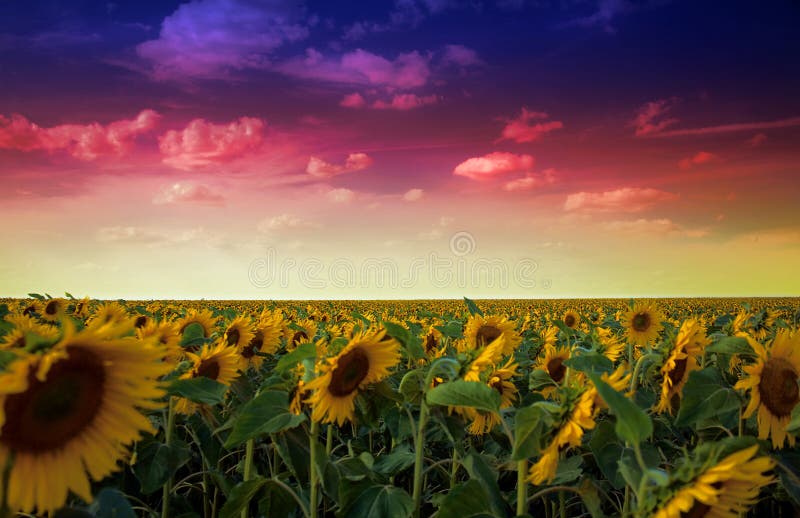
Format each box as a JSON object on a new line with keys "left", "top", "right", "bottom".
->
{"left": 564, "top": 187, "right": 677, "bottom": 212}
{"left": 403, "top": 188, "right": 424, "bottom": 201}
{"left": 153, "top": 183, "right": 225, "bottom": 205}
{"left": 497, "top": 108, "right": 563, "bottom": 143}
{"left": 503, "top": 168, "right": 557, "bottom": 191}
{"left": 159, "top": 117, "right": 266, "bottom": 170}
{"left": 306, "top": 153, "right": 373, "bottom": 178}
{"left": 0, "top": 110, "right": 159, "bottom": 160}
{"left": 678, "top": 151, "right": 719, "bottom": 170}
{"left": 631, "top": 98, "right": 678, "bottom": 136}
{"left": 453, "top": 152, "right": 535, "bottom": 180}
{"left": 372, "top": 93, "right": 438, "bottom": 110}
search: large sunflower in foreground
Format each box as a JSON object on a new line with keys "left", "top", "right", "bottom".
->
{"left": 529, "top": 366, "right": 629, "bottom": 484}
{"left": 305, "top": 330, "right": 401, "bottom": 425}
{"left": 654, "top": 319, "right": 710, "bottom": 415}
{"left": 650, "top": 444, "right": 774, "bottom": 518}
{"left": 462, "top": 314, "right": 521, "bottom": 356}
{"left": 621, "top": 301, "right": 665, "bottom": 346}
{"left": 735, "top": 330, "right": 800, "bottom": 448}
{"left": 0, "top": 323, "right": 170, "bottom": 514}
{"left": 175, "top": 341, "right": 242, "bottom": 414}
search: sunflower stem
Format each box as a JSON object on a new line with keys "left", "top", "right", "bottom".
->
{"left": 412, "top": 402, "right": 430, "bottom": 518}
{"left": 161, "top": 397, "right": 176, "bottom": 518}
{"left": 309, "top": 419, "right": 321, "bottom": 518}
{"left": 326, "top": 425, "right": 333, "bottom": 456}
{"left": 449, "top": 449, "right": 459, "bottom": 489}
{"left": 241, "top": 438, "right": 255, "bottom": 518}
{"left": 559, "top": 490, "right": 565, "bottom": 518}
{"left": 516, "top": 459, "right": 528, "bottom": 516}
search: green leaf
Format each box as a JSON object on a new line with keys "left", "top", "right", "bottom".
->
{"left": 426, "top": 380, "right": 501, "bottom": 413}
{"left": 674, "top": 368, "right": 741, "bottom": 427}
{"left": 384, "top": 321, "right": 425, "bottom": 360}
{"left": 435, "top": 320, "right": 464, "bottom": 339}
{"left": 224, "top": 390, "right": 306, "bottom": 447}
{"left": 588, "top": 373, "right": 652, "bottom": 445}
{"left": 88, "top": 488, "right": 136, "bottom": 518}
{"left": 372, "top": 446, "right": 415, "bottom": 476}
{"left": 219, "top": 478, "right": 266, "bottom": 518}
{"left": 179, "top": 322, "right": 207, "bottom": 347}
{"left": 341, "top": 484, "right": 414, "bottom": 518}
{"left": 564, "top": 351, "right": 613, "bottom": 375}
{"left": 133, "top": 439, "right": 192, "bottom": 494}
{"left": 462, "top": 451, "right": 510, "bottom": 517}
{"left": 257, "top": 480, "right": 298, "bottom": 518}
{"left": 399, "top": 369, "right": 426, "bottom": 404}
{"left": 168, "top": 377, "right": 228, "bottom": 405}
{"left": 705, "top": 336, "right": 756, "bottom": 356}
{"left": 275, "top": 341, "right": 316, "bottom": 373}
{"left": 28, "top": 293, "right": 45, "bottom": 300}
{"left": 463, "top": 297, "right": 484, "bottom": 317}
{"left": 435, "top": 479, "right": 494, "bottom": 518}
{"left": 512, "top": 402, "right": 557, "bottom": 460}
{"left": 552, "top": 455, "right": 583, "bottom": 484}
{"left": 788, "top": 404, "right": 800, "bottom": 434}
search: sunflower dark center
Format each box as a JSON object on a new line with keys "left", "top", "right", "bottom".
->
{"left": 135, "top": 316, "right": 148, "bottom": 328}
{"left": 668, "top": 358, "right": 688, "bottom": 388}
{"left": 564, "top": 314, "right": 577, "bottom": 328}
{"left": 424, "top": 333, "right": 439, "bottom": 353}
{"left": 292, "top": 331, "right": 308, "bottom": 346}
{"left": 242, "top": 331, "right": 264, "bottom": 359}
{"left": 0, "top": 347, "right": 105, "bottom": 453}
{"left": 328, "top": 349, "right": 370, "bottom": 397}
{"left": 758, "top": 358, "right": 799, "bottom": 418}
{"left": 196, "top": 358, "right": 221, "bottom": 380}
{"left": 476, "top": 325, "right": 502, "bottom": 347}
{"left": 632, "top": 312, "right": 651, "bottom": 332}
{"left": 226, "top": 328, "right": 240, "bottom": 346}
{"left": 547, "top": 357, "right": 566, "bottom": 383}
{"left": 45, "top": 300, "right": 58, "bottom": 315}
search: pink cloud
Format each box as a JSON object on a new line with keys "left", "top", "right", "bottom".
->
{"left": 306, "top": 152, "right": 373, "bottom": 178}
{"left": 746, "top": 133, "right": 767, "bottom": 147}
{"left": 278, "top": 48, "right": 430, "bottom": 89}
{"left": 678, "top": 151, "right": 719, "bottom": 170}
{"left": 441, "top": 44, "right": 483, "bottom": 67}
{"left": 564, "top": 187, "right": 678, "bottom": 212}
{"left": 0, "top": 110, "right": 159, "bottom": 160}
{"left": 326, "top": 187, "right": 356, "bottom": 204}
{"left": 651, "top": 116, "right": 800, "bottom": 138}
{"left": 453, "top": 152, "right": 535, "bottom": 180}
{"left": 631, "top": 98, "right": 679, "bottom": 136}
{"left": 497, "top": 108, "right": 563, "bottom": 143}
{"left": 503, "top": 168, "right": 558, "bottom": 191}
{"left": 153, "top": 182, "right": 224, "bottom": 205}
{"left": 136, "top": 0, "right": 308, "bottom": 79}
{"left": 159, "top": 117, "right": 266, "bottom": 170}
{"left": 340, "top": 92, "right": 366, "bottom": 108}
{"left": 403, "top": 188, "right": 424, "bottom": 201}
{"left": 601, "top": 218, "right": 709, "bottom": 238}
{"left": 372, "top": 93, "right": 438, "bottom": 110}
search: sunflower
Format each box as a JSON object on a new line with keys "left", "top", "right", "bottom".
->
{"left": 621, "top": 302, "right": 664, "bottom": 346}
{"left": 136, "top": 320, "right": 182, "bottom": 363}
{"left": 529, "top": 366, "right": 629, "bottom": 484}
{"left": 223, "top": 316, "right": 255, "bottom": 349}
{"left": 462, "top": 314, "right": 521, "bottom": 356}
{"left": 40, "top": 298, "right": 67, "bottom": 322}
{"left": 86, "top": 302, "right": 132, "bottom": 334}
{"left": 0, "top": 322, "right": 170, "bottom": 514}
{"left": 735, "top": 330, "right": 800, "bottom": 448}
{"left": 1, "top": 314, "right": 58, "bottom": 350}
{"left": 305, "top": 330, "right": 401, "bottom": 425}
{"left": 285, "top": 319, "right": 318, "bottom": 350}
{"left": 731, "top": 310, "right": 752, "bottom": 335}
{"left": 174, "top": 341, "right": 242, "bottom": 415}
{"left": 534, "top": 343, "right": 571, "bottom": 397}
{"left": 562, "top": 310, "right": 580, "bottom": 330}
{"left": 464, "top": 335, "right": 506, "bottom": 381}
{"left": 175, "top": 309, "right": 219, "bottom": 339}
{"left": 651, "top": 444, "right": 774, "bottom": 518}
{"left": 587, "top": 308, "right": 606, "bottom": 326}
{"left": 422, "top": 325, "right": 445, "bottom": 360}
{"left": 72, "top": 297, "right": 91, "bottom": 319}
{"left": 239, "top": 313, "right": 283, "bottom": 370}
{"left": 654, "top": 320, "right": 710, "bottom": 415}
{"left": 595, "top": 327, "right": 625, "bottom": 362}
{"left": 466, "top": 359, "right": 519, "bottom": 435}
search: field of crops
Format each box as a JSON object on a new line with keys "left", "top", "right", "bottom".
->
{"left": 0, "top": 296, "right": 799, "bottom": 518}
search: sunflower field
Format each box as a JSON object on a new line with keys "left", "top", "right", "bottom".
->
{"left": 1, "top": 295, "right": 799, "bottom": 518}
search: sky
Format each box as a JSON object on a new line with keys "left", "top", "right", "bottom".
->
{"left": 1, "top": 0, "right": 799, "bottom": 299}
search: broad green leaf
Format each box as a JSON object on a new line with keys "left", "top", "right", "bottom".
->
{"left": 705, "top": 336, "right": 755, "bottom": 356}
{"left": 564, "top": 351, "right": 613, "bottom": 375}
{"left": 133, "top": 439, "right": 191, "bottom": 494}
{"left": 219, "top": 478, "right": 266, "bottom": 518}
{"left": 224, "top": 390, "right": 306, "bottom": 447}
{"left": 88, "top": 488, "right": 136, "bottom": 518}
{"left": 275, "top": 341, "right": 316, "bottom": 373}
{"left": 341, "top": 484, "right": 413, "bottom": 518}
{"left": 588, "top": 373, "right": 652, "bottom": 445}
{"left": 674, "top": 368, "right": 741, "bottom": 427}
{"left": 384, "top": 321, "right": 425, "bottom": 360}
{"left": 168, "top": 377, "right": 228, "bottom": 405}
{"left": 373, "top": 446, "right": 415, "bottom": 475}
{"left": 179, "top": 322, "right": 207, "bottom": 347}
{"left": 435, "top": 479, "right": 494, "bottom": 518}
{"left": 462, "top": 451, "right": 510, "bottom": 517}
{"left": 426, "top": 380, "right": 501, "bottom": 413}
{"left": 463, "top": 297, "right": 484, "bottom": 317}
{"left": 788, "top": 404, "right": 800, "bottom": 434}
{"left": 399, "top": 369, "right": 426, "bottom": 404}
{"left": 512, "top": 402, "right": 557, "bottom": 460}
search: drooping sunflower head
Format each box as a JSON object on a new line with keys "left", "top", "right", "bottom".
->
{"left": 423, "top": 325, "right": 445, "bottom": 360}
{"left": 735, "top": 330, "right": 800, "bottom": 448}
{"left": 594, "top": 327, "right": 626, "bottom": 362}
{"left": 622, "top": 302, "right": 665, "bottom": 346}
{"left": 0, "top": 322, "right": 171, "bottom": 514}
{"left": 305, "top": 330, "right": 401, "bottom": 425}
{"left": 175, "top": 341, "right": 242, "bottom": 415}
{"left": 72, "top": 297, "right": 91, "bottom": 319}
{"left": 648, "top": 443, "right": 774, "bottom": 518}
{"left": 535, "top": 343, "right": 571, "bottom": 397}
{"left": 40, "top": 298, "right": 67, "bottom": 322}
{"left": 463, "top": 313, "right": 521, "bottom": 356}
{"left": 562, "top": 309, "right": 580, "bottom": 330}
{"left": 654, "top": 319, "right": 709, "bottom": 415}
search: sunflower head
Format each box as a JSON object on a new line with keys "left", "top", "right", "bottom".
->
{"left": 224, "top": 316, "right": 255, "bottom": 349}
{"left": 654, "top": 320, "right": 709, "bottom": 415}
{"left": 463, "top": 314, "right": 521, "bottom": 356}
{"left": 175, "top": 309, "right": 219, "bottom": 339}
{"left": 175, "top": 341, "right": 241, "bottom": 415}
{"left": 40, "top": 298, "right": 67, "bottom": 322}
{"left": 622, "top": 302, "right": 665, "bottom": 346}
{"left": 562, "top": 310, "right": 580, "bottom": 330}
